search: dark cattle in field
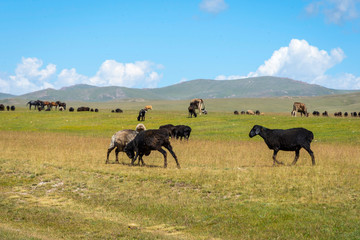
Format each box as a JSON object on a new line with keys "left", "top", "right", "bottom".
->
{"left": 255, "top": 110, "right": 261, "bottom": 115}
{"left": 95, "top": 108, "right": 99, "bottom": 112}
{"left": 124, "top": 129, "right": 180, "bottom": 168}
{"left": 312, "top": 111, "right": 320, "bottom": 116}
{"left": 77, "top": 107, "right": 90, "bottom": 112}
{"left": 241, "top": 111, "right": 246, "bottom": 115}
{"left": 334, "top": 112, "right": 342, "bottom": 117}
{"left": 69, "top": 107, "right": 74, "bottom": 112}
{"left": 351, "top": 112, "right": 358, "bottom": 117}
{"left": 344, "top": 112, "right": 348, "bottom": 117}
{"left": 249, "top": 125, "right": 315, "bottom": 166}
{"left": 173, "top": 125, "right": 192, "bottom": 141}
{"left": 322, "top": 111, "right": 328, "bottom": 117}
{"left": 188, "top": 105, "right": 197, "bottom": 118}
{"left": 137, "top": 109, "right": 146, "bottom": 121}
{"left": 291, "top": 102, "right": 308, "bottom": 117}
{"left": 10, "top": 106, "right": 15, "bottom": 111}
{"left": 115, "top": 108, "right": 123, "bottom": 113}
{"left": 234, "top": 110, "right": 239, "bottom": 115}
{"left": 0, "top": 104, "right": 4, "bottom": 111}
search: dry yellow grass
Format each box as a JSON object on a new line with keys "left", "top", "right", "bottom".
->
{"left": 1, "top": 130, "right": 360, "bottom": 239}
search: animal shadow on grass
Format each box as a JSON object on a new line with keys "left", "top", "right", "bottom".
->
{"left": 237, "top": 164, "right": 293, "bottom": 168}
{"left": 119, "top": 162, "right": 163, "bottom": 169}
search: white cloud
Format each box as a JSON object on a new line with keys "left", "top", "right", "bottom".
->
{"left": 314, "top": 73, "right": 360, "bottom": 89}
{"left": 57, "top": 68, "right": 88, "bottom": 86}
{"left": 249, "top": 39, "right": 345, "bottom": 81}
{"left": 89, "top": 60, "right": 162, "bottom": 88}
{"left": 15, "top": 57, "right": 56, "bottom": 81}
{"left": 306, "top": 0, "right": 360, "bottom": 24}
{"left": 0, "top": 77, "right": 10, "bottom": 94}
{"left": 4, "top": 57, "right": 57, "bottom": 95}
{"left": 0, "top": 58, "right": 163, "bottom": 95}
{"left": 216, "top": 39, "right": 360, "bottom": 90}
{"left": 199, "top": 0, "right": 228, "bottom": 14}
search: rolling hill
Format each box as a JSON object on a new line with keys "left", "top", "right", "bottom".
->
{"left": 0, "top": 76, "right": 357, "bottom": 101}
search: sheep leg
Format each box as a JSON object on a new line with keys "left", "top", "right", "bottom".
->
{"left": 303, "top": 145, "right": 315, "bottom": 165}
{"left": 157, "top": 148, "right": 168, "bottom": 168}
{"left": 106, "top": 146, "right": 115, "bottom": 164}
{"left": 272, "top": 150, "right": 284, "bottom": 166}
{"left": 139, "top": 154, "right": 146, "bottom": 166}
{"left": 164, "top": 144, "right": 180, "bottom": 169}
{"left": 291, "top": 149, "right": 300, "bottom": 165}
{"left": 115, "top": 148, "right": 120, "bottom": 164}
{"left": 131, "top": 152, "right": 139, "bottom": 166}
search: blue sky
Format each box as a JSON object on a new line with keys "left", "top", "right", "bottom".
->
{"left": 1, "top": 0, "right": 360, "bottom": 95}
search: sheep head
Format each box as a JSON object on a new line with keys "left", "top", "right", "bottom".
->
{"left": 249, "top": 125, "right": 263, "bottom": 138}
{"left": 135, "top": 123, "right": 146, "bottom": 132}
{"left": 124, "top": 141, "right": 135, "bottom": 159}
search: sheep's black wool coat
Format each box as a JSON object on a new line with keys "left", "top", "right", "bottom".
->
{"left": 249, "top": 125, "right": 313, "bottom": 151}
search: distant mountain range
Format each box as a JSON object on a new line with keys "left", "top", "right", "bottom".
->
{"left": 0, "top": 76, "right": 357, "bottom": 102}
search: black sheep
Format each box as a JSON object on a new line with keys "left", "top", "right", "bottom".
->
{"left": 159, "top": 124, "right": 176, "bottom": 138}
{"left": 173, "top": 125, "right": 191, "bottom": 141}
{"left": 124, "top": 129, "right": 180, "bottom": 168}
{"left": 249, "top": 125, "right": 315, "bottom": 166}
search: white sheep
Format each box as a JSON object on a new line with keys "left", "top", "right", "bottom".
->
{"left": 105, "top": 124, "right": 146, "bottom": 164}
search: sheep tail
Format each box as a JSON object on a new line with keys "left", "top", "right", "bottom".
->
{"left": 108, "top": 134, "right": 116, "bottom": 149}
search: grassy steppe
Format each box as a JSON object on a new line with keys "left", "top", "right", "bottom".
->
{"left": 0, "top": 106, "right": 360, "bottom": 239}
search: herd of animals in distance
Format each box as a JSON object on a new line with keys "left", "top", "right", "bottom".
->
{"left": 1, "top": 98, "right": 359, "bottom": 168}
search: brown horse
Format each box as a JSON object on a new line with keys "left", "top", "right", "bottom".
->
{"left": 49, "top": 102, "right": 58, "bottom": 110}
{"left": 41, "top": 101, "right": 51, "bottom": 110}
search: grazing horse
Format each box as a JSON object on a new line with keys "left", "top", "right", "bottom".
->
{"left": 41, "top": 101, "right": 51, "bottom": 110}
{"left": 189, "top": 98, "right": 205, "bottom": 115}
{"left": 56, "top": 101, "right": 66, "bottom": 110}
{"left": 49, "top": 102, "right": 58, "bottom": 110}
{"left": 26, "top": 100, "right": 40, "bottom": 110}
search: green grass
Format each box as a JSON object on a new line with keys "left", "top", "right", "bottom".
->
{"left": 0, "top": 102, "right": 360, "bottom": 239}
{"left": 1, "top": 107, "right": 360, "bottom": 143}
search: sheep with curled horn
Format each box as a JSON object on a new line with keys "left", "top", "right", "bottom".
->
{"left": 249, "top": 125, "right": 315, "bottom": 166}
{"left": 106, "top": 124, "right": 146, "bottom": 164}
